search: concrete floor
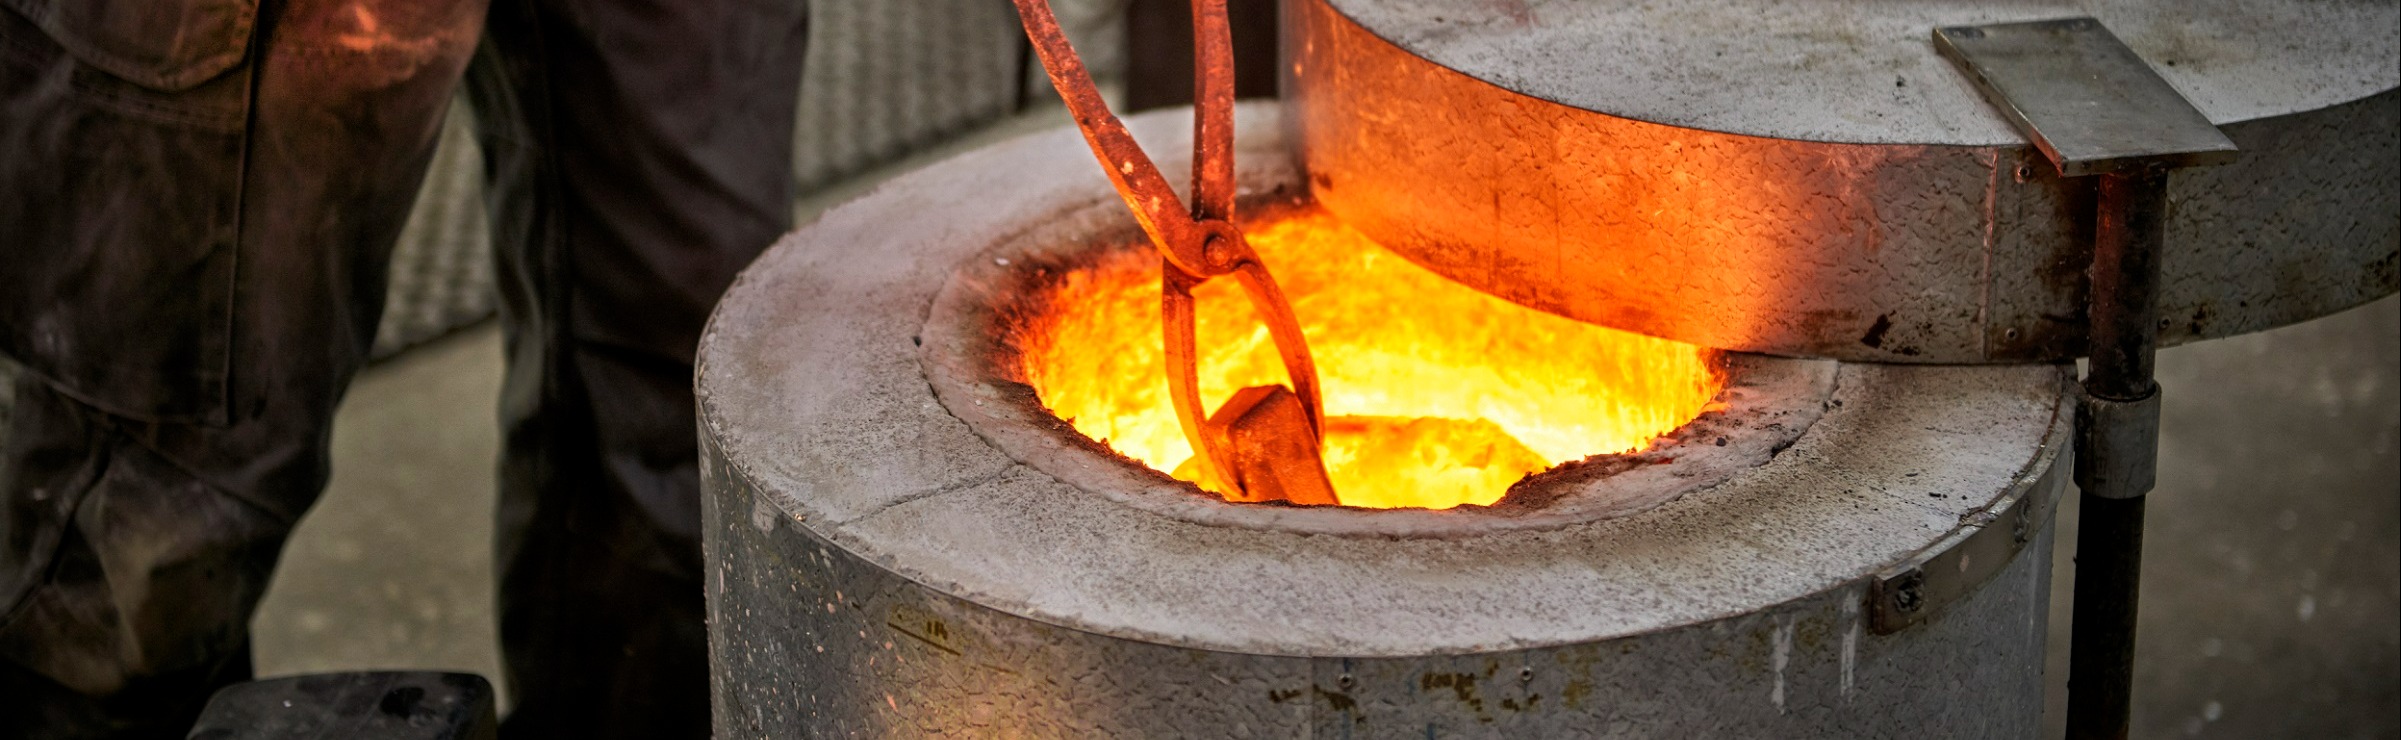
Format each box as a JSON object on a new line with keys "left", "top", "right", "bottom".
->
{"left": 251, "top": 326, "right": 506, "bottom": 700}
{"left": 2044, "top": 296, "right": 2400, "bottom": 739}
{"left": 256, "top": 285, "right": 2398, "bottom": 737}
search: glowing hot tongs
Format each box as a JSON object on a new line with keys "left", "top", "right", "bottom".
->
{"left": 1010, "top": 0, "right": 1336, "bottom": 505}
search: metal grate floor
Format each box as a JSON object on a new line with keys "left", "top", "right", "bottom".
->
{"left": 376, "top": 103, "right": 497, "bottom": 360}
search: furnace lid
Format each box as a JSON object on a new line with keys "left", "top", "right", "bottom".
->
{"left": 1323, "top": 0, "right": 2399, "bottom": 146}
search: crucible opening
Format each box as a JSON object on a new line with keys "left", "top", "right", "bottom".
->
{"left": 921, "top": 193, "right": 1835, "bottom": 537}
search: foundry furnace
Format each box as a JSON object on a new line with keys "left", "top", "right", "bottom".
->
{"left": 697, "top": 0, "right": 2396, "bottom": 736}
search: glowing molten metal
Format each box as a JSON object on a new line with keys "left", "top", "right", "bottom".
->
{"left": 1020, "top": 208, "right": 1723, "bottom": 510}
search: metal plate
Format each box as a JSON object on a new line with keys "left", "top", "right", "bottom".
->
{"left": 1285, "top": 0, "right": 2398, "bottom": 364}
{"left": 1935, "top": 18, "right": 2236, "bottom": 176}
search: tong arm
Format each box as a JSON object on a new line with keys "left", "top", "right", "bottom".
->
{"left": 1011, "top": 0, "right": 1222, "bottom": 278}
{"left": 1011, "top": 0, "right": 1331, "bottom": 503}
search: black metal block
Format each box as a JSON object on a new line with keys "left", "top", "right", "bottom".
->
{"left": 186, "top": 671, "right": 498, "bottom": 740}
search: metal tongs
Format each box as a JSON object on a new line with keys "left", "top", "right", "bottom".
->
{"left": 1011, "top": 0, "right": 1337, "bottom": 505}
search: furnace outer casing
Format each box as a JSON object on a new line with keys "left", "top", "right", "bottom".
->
{"left": 1287, "top": 0, "right": 2400, "bottom": 363}
{"left": 698, "top": 105, "right": 2073, "bottom": 737}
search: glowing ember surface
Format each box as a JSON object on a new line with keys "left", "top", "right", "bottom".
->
{"left": 1018, "top": 207, "right": 1723, "bottom": 509}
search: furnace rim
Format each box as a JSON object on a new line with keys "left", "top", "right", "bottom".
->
{"left": 917, "top": 195, "right": 1837, "bottom": 539}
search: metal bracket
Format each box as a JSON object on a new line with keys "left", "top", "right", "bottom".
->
{"left": 1867, "top": 438, "right": 2071, "bottom": 635}
{"left": 2074, "top": 386, "right": 2162, "bottom": 500}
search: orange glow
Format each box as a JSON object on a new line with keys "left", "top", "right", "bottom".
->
{"left": 1018, "top": 207, "right": 1723, "bottom": 509}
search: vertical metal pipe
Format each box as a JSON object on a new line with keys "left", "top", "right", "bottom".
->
{"left": 2065, "top": 168, "right": 2170, "bottom": 740}
{"left": 2084, "top": 170, "right": 2169, "bottom": 401}
{"left": 2066, "top": 494, "right": 2149, "bottom": 740}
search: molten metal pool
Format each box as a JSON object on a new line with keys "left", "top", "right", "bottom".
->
{"left": 1016, "top": 206, "right": 1723, "bottom": 509}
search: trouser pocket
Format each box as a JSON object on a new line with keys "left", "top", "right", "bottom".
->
{"left": 0, "top": 4, "right": 252, "bottom": 424}
{"left": 1, "top": 0, "right": 257, "bottom": 91}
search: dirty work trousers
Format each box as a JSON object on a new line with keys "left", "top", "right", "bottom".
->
{"left": 0, "top": 0, "right": 809, "bottom": 736}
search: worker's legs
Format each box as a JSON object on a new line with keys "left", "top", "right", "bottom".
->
{"left": 0, "top": 377, "right": 274, "bottom": 738}
{"left": 0, "top": 0, "right": 484, "bottom": 737}
{"left": 461, "top": 0, "right": 807, "bottom": 736}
